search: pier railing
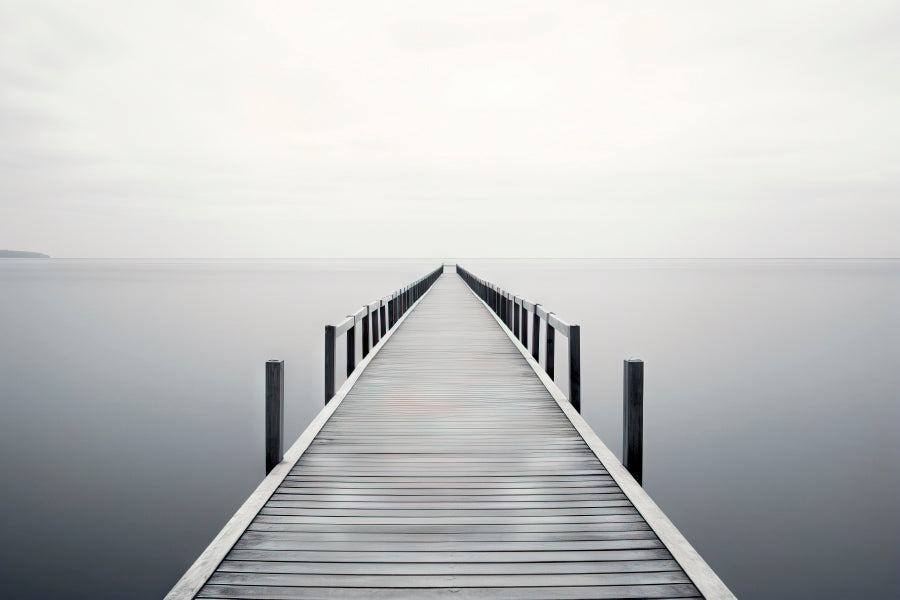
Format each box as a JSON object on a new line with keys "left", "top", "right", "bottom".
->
{"left": 324, "top": 265, "right": 443, "bottom": 403}
{"left": 457, "top": 265, "right": 581, "bottom": 412}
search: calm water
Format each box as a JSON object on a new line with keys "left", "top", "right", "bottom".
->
{"left": 0, "top": 259, "right": 897, "bottom": 599}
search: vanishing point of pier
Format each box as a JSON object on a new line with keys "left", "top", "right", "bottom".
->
{"left": 167, "top": 265, "right": 735, "bottom": 599}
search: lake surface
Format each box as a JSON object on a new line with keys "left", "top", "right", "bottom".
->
{"left": 0, "top": 259, "right": 897, "bottom": 599}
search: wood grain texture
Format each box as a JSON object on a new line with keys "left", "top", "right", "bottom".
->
{"left": 192, "top": 276, "right": 714, "bottom": 599}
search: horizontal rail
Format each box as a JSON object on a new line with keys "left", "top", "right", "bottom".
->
{"left": 334, "top": 316, "right": 354, "bottom": 336}
{"left": 456, "top": 264, "right": 581, "bottom": 412}
{"left": 324, "top": 265, "right": 444, "bottom": 403}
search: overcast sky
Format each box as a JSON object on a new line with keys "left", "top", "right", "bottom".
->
{"left": 1, "top": 1, "right": 897, "bottom": 257}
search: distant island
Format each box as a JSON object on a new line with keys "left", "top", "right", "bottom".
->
{"left": 0, "top": 250, "right": 50, "bottom": 258}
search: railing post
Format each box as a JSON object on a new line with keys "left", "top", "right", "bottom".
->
{"left": 265, "top": 359, "right": 284, "bottom": 474}
{"left": 346, "top": 319, "right": 356, "bottom": 376}
{"left": 521, "top": 304, "right": 528, "bottom": 347}
{"left": 361, "top": 308, "right": 370, "bottom": 358}
{"left": 624, "top": 359, "right": 644, "bottom": 485}
{"left": 379, "top": 302, "right": 387, "bottom": 335}
{"left": 513, "top": 298, "right": 520, "bottom": 338}
{"left": 568, "top": 325, "right": 581, "bottom": 412}
{"left": 503, "top": 293, "right": 509, "bottom": 327}
{"left": 371, "top": 304, "right": 380, "bottom": 345}
{"left": 531, "top": 306, "right": 540, "bottom": 361}
{"left": 324, "top": 325, "right": 335, "bottom": 404}
{"left": 545, "top": 318, "right": 555, "bottom": 379}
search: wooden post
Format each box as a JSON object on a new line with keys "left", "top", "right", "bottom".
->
{"left": 346, "top": 321, "right": 355, "bottom": 377}
{"left": 531, "top": 306, "right": 540, "bottom": 361}
{"left": 624, "top": 359, "right": 644, "bottom": 485}
{"left": 521, "top": 305, "right": 528, "bottom": 347}
{"left": 513, "top": 299, "right": 520, "bottom": 337}
{"left": 324, "top": 325, "right": 335, "bottom": 404}
{"left": 371, "top": 305, "right": 380, "bottom": 345}
{"left": 265, "top": 360, "right": 284, "bottom": 474}
{"left": 546, "top": 320, "right": 555, "bottom": 379}
{"left": 361, "top": 310, "right": 370, "bottom": 358}
{"left": 568, "top": 325, "right": 581, "bottom": 412}
{"left": 379, "top": 303, "right": 387, "bottom": 336}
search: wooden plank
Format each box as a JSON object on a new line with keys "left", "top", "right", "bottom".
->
{"left": 197, "top": 584, "right": 702, "bottom": 599}
{"left": 251, "top": 514, "right": 643, "bottom": 525}
{"left": 225, "top": 548, "right": 674, "bottom": 563}
{"left": 205, "top": 571, "right": 692, "bottom": 587}
{"left": 233, "top": 538, "right": 664, "bottom": 552}
{"left": 258, "top": 508, "right": 641, "bottom": 517}
{"left": 238, "top": 530, "right": 655, "bottom": 542}
{"left": 216, "top": 559, "right": 681, "bottom": 575}
{"left": 247, "top": 521, "right": 649, "bottom": 533}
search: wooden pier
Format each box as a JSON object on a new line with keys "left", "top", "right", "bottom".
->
{"left": 167, "top": 265, "right": 735, "bottom": 600}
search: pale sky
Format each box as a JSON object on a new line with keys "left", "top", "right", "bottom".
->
{"left": 1, "top": 1, "right": 898, "bottom": 257}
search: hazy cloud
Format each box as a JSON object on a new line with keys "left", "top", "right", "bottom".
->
{"left": 1, "top": 0, "right": 898, "bottom": 257}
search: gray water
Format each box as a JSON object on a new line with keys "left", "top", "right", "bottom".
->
{"left": 0, "top": 259, "right": 897, "bottom": 599}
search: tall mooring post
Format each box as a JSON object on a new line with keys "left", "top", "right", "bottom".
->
{"left": 265, "top": 360, "right": 284, "bottom": 475}
{"left": 623, "top": 359, "right": 644, "bottom": 485}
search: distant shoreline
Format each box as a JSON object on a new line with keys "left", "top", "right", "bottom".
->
{"left": 0, "top": 250, "right": 50, "bottom": 258}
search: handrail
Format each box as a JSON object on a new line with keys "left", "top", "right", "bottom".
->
{"left": 324, "top": 265, "right": 444, "bottom": 403}
{"left": 456, "top": 264, "right": 581, "bottom": 412}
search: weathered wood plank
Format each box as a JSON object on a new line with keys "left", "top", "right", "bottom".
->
{"left": 197, "top": 583, "right": 702, "bottom": 599}
{"left": 225, "top": 548, "right": 674, "bottom": 563}
{"left": 216, "top": 559, "right": 681, "bottom": 575}
{"left": 246, "top": 521, "right": 650, "bottom": 533}
{"left": 205, "top": 571, "right": 692, "bottom": 588}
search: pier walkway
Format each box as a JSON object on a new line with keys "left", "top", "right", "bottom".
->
{"left": 168, "top": 269, "right": 734, "bottom": 599}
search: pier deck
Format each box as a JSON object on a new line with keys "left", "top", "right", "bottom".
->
{"left": 168, "top": 272, "right": 734, "bottom": 599}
